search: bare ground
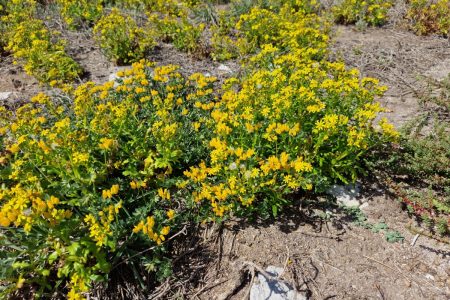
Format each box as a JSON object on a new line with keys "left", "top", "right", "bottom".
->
{"left": 330, "top": 25, "right": 450, "bottom": 127}
{"left": 191, "top": 184, "right": 450, "bottom": 300}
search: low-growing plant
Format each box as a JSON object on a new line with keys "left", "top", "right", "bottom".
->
{"left": 332, "top": 0, "right": 393, "bottom": 26}
{"left": 210, "top": 10, "right": 240, "bottom": 61}
{"left": 148, "top": 13, "right": 207, "bottom": 55}
{"left": 421, "top": 75, "right": 450, "bottom": 113}
{"left": 2, "top": 0, "right": 84, "bottom": 86}
{"left": 93, "top": 8, "right": 157, "bottom": 65}
{"left": 0, "top": 1, "right": 404, "bottom": 298}
{"left": 56, "top": 0, "right": 104, "bottom": 29}
{"left": 368, "top": 115, "right": 450, "bottom": 236}
{"left": 185, "top": 43, "right": 397, "bottom": 217}
{"left": 0, "top": 60, "right": 218, "bottom": 298}
{"left": 343, "top": 207, "right": 405, "bottom": 242}
{"left": 406, "top": 0, "right": 450, "bottom": 36}
{"left": 215, "top": 3, "right": 330, "bottom": 59}
{"left": 111, "top": 0, "right": 188, "bottom": 16}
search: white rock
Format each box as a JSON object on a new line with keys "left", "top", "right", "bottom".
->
{"left": 359, "top": 202, "right": 369, "bottom": 210}
{"left": 425, "top": 274, "right": 435, "bottom": 281}
{"left": 327, "top": 183, "right": 361, "bottom": 207}
{"left": 250, "top": 266, "right": 306, "bottom": 300}
{"left": 0, "top": 92, "right": 12, "bottom": 101}
{"left": 217, "top": 64, "right": 232, "bottom": 73}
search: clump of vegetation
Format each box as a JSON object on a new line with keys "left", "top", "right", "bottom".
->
{"left": 211, "top": 2, "right": 329, "bottom": 61}
{"left": 0, "top": 61, "right": 218, "bottom": 298}
{"left": 147, "top": 13, "right": 207, "bottom": 56}
{"left": 1, "top": 0, "right": 83, "bottom": 86}
{"left": 406, "top": 0, "right": 450, "bottom": 36}
{"left": 344, "top": 207, "right": 405, "bottom": 243}
{"left": 56, "top": 0, "right": 104, "bottom": 29}
{"left": 93, "top": 8, "right": 157, "bottom": 65}
{"left": 370, "top": 114, "right": 450, "bottom": 236}
{"left": 332, "top": 0, "right": 393, "bottom": 26}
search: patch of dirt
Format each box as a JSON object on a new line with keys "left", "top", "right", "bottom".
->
{"left": 330, "top": 25, "right": 450, "bottom": 127}
{"left": 0, "top": 55, "right": 42, "bottom": 107}
{"left": 63, "top": 30, "right": 116, "bottom": 84}
{"left": 189, "top": 185, "right": 450, "bottom": 300}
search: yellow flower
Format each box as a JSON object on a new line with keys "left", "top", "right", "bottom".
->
{"left": 158, "top": 188, "right": 170, "bottom": 200}
{"left": 167, "top": 209, "right": 175, "bottom": 220}
{"left": 102, "top": 184, "right": 119, "bottom": 199}
{"left": 110, "top": 184, "right": 119, "bottom": 195}
{"left": 161, "top": 226, "right": 170, "bottom": 236}
{"left": 291, "top": 157, "right": 313, "bottom": 173}
{"left": 72, "top": 152, "right": 89, "bottom": 164}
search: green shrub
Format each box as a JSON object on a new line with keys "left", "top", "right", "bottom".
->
{"left": 0, "top": 61, "right": 218, "bottom": 298}
{"left": 185, "top": 45, "right": 396, "bottom": 217}
{"left": 56, "top": 0, "right": 104, "bottom": 29}
{"left": 0, "top": 1, "right": 400, "bottom": 299}
{"left": 406, "top": 0, "right": 450, "bottom": 36}
{"left": 148, "top": 13, "right": 206, "bottom": 55}
{"left": 332, "top": 0, "right": 393, "bottom": 26}
{"left": 93, "top": 8, "right": 157, "bottom": 65}
{"left": 2, "top": 1, "right": 83, "bottom": 86}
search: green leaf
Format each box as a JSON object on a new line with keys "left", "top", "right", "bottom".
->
{"left": 272, "top": 204, "right": 278, "bottom": 217}
{"left": 48, "top": 251, "right": 59, "bottom": 264}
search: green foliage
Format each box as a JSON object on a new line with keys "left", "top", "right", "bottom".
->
{"left": 1, "top": 0, "right": 83, "bottom": 86}
{"left": 368, "top": 114, "right": 449, "bottom": 236}
{"left": 93, "top": 8, "right": 157, "bottom": 65}
{"left": 401, "top": 117, "right": 450, "bottom": 178}
{"left": 406, "top": 0, "right": 450, "bottom": 36}
{"left": 56, "top": 0, "right": 104, "bottom": 29}
{"left": 147, "top": 13, "right": 207, "bottom": 55}
{"left": 344, "top": 207, "right": 405, "bottom": 242}
{"left": 422, "top": 74, "right": 450, "bottom": 113}
{"left": 0, "top": 62, "right": 218, "bottom": 298}
{"left": 384, "top": 230, "right": 405, "bottom": 243}
{"left": 0, "top": 1, "right": 402, "bottom": 298}
{"left": 332, "top": 0, "right": 393, "bottom": 26}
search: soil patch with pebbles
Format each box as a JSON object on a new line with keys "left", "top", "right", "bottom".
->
{"left": 330, "top": 25, "right": 450, "bottom": 127}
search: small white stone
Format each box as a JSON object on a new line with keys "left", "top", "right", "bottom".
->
{"left": 0, "top": 92, "right": 12, "bottom": 101}
{"left": 359, "top": 202, "right": 369, "bottom": 210}
{"left": 327, "top": 183, "right": 361, "bottom": 207}
{"left": 425, "top": 274, "right": 435, "bottom": 281}
{"left": 250, "top": 266, "right": 306, "bottom": 300}
{"left": 217, "top": 64, "right": 232, "bottom": 73}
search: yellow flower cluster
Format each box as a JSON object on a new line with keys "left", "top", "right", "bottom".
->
{"left": 83, "top": 205, "right": 121, "bottom": 250}
{"left": 0, "top": 185, "right": 72, "bottom": 233}
{"left": 56, "top": 0, "right": 103, "bottom": 29}
{"left": 132, "top": 216, "right": 171, "bottom": 245}
{"left": 183, "top": 1, "right": 398, "bottom": 216}
{"left": 102, "top": 184, "right": 119, "bottom": 199}
{"left": 93, "top": 8, "right": 157, "bottom": 64}
{"left": 332, "top": 0, "right": 393, "bottom": 26}
{"left": 407, "top": 0, "right": 450, "bottom": 36}
{"left": 147, "top": 12, "right": 206, "bottom": 55}
{"left": 2, "top": 0, "right": 83, "bottom": 85}
{"left": 0, "top": 1, "right": 401, "bottom": 298}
